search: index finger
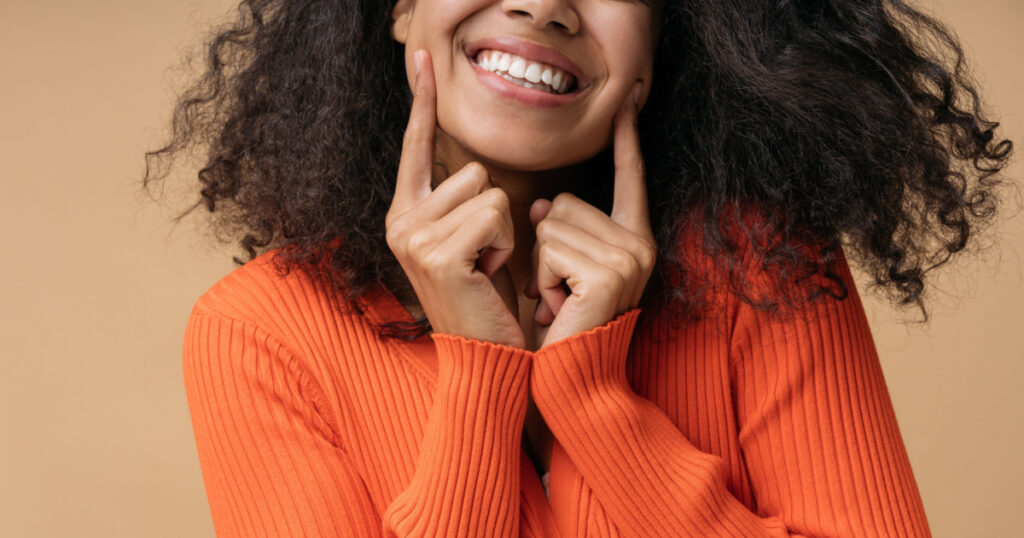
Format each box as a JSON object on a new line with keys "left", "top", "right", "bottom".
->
{"left": 610, "top": 81, "right": 652, "bottom": 238}
{"left": 391, "top": 49, "right": 437, "bottom": 214}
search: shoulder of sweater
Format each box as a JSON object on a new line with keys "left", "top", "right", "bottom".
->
{"left": 188, "top": 249, "right": 361, "bottom": 347}
{"left": 184, "top": 251, "right": 359, "bottom": 442}
{"left": 666, "top": 204, "right": 863, "bottom": 339}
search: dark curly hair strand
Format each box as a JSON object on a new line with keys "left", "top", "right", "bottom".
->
{"left": 144, "top": 0, "right": 1014, "bottom": 340}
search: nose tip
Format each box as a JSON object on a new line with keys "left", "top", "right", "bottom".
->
{"left": 502, "top": 0, "right": 580, "bottom": 34}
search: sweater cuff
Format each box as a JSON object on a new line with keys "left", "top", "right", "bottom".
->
{"left": 429, "top": 332, "right": 533, "bottom": 410}
{"left": 382, "top": 334, "right": 532, "bottom": 537}
{"left": 531, "top": 308, "right": 641, "bottom": 401}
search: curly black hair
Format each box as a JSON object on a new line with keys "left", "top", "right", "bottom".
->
{"left": 144, "top": 0, "right": 1013, "bottom": 340}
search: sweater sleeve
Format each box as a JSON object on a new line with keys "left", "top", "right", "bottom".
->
{"left": 183, "top": 313, "right": 384, "bottom": 537}
{"left": 381, "top": 332, "right": 533, "bottom": 537}
{"left": 729, "top": 264, "right": 931, "bottom": 537}
{"left": 183, "top": 311, "right": 533, "bottom": 538}
{"left": 529, "top": 271, "right": 930, "bottom": 536}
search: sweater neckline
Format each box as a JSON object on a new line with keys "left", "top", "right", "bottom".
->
{"left": 358, "top": 281, "right": 417, "bottom": 327}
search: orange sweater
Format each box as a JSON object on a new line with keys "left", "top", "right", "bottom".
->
{"left": 183, "top": 248, "right": 930, "bottom": 537}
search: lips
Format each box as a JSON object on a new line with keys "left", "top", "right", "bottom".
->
{"left": 464, "top": 36, "right": 590, "bottom": 91}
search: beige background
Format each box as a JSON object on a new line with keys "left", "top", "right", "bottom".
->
{"left": 1, "top": 0, "right": 1020, "bottom": 536}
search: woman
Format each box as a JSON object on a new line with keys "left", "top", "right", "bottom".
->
{"left": 147, "top": 0, "right": 1012, "bottom": 535}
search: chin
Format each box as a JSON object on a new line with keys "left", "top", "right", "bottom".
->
{"left": 454, "top": 131, "right": 604, "bottom": 172}
{"left": 480, "top": 151, "right": 578, "bottom": 171}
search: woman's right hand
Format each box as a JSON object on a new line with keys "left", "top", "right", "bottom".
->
{"left": 385, "top": 49, "right": 524, "bottom": 349}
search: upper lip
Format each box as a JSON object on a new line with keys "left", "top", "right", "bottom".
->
{"left": 465, "top": 36, "right": 590, "bottom": 89}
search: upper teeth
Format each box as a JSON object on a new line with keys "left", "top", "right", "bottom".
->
{"left": 474, "top": 49, "right": 575, "bottom": 94}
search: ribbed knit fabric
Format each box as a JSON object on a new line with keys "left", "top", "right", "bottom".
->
{"left": 182, "top": 246, "right": 930, "bottom": 537}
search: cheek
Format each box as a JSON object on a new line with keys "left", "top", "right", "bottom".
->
{"left": 593, "top": 10, "right": 656, "bottom": 80}
{"left": 407, "top": 0, "right": 489, "bottom": 45}
{"left": 617, "top": 36, "right": 655, "bottom": 81}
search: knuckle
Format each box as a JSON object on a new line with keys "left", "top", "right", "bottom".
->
{"left": 385, "top": 230, "right": 400, "bottom": 252}
{"left": 464, "top": 161, "right": 488, "bottom": 179}
{"left": 487, "top": 186, "right": 510, "bottom": 207}
{"left": 551, "top": 192, "right": 575, "bottom": 214}
{"left": 420, "top": 249, "right": 449, "bottom": 274}
{"left": 470, "top": 167, "right": 491, "bottom": 189}
{"left": 453, "top": 162, "right": 490, "bottom": 192}
{"left": 612, "top": 249, "right": 638, "bottom": 275}
{"left": 603, "top": 267, "right": 627, "bottom": 292}
{"left": 405, "top": 229, "right": 433, "bottom": 258}
{"left": 535, "top": 218, "right": 554, "bottom": 237}
{"left": 480, "top": 205, "right": 504, "bottom": 227}
{"left": 385, "top": 218, "right": 407, "bottom": 248}
{"left": 538, "top": 240, "right": 556, "bottom": 260}
{"left": 552, "top": 192, "right": 574, "bottom": 205}
{"left": 639, "top": 242, "right": 658, "bottom": 268}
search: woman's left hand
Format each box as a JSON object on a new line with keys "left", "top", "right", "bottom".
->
{"left": 526, "top": 82, "right": 657, "bottom": 349}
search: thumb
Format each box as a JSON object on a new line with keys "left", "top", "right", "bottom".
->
{"left": 530, "top": 198, "right": 552, "bottom": 227}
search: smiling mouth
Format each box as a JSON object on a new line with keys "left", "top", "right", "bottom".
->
{"left": 471, "top": 49, "right": 579, "bottom": 96}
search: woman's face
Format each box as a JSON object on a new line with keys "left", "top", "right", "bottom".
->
{"left": 391, "top": 0, "right": 661, "bottom": 171}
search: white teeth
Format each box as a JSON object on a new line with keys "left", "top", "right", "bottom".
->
{"left": 508, "top": 58, "right": 526, "bottom": 79}
{"left": 524, "top": 63, "right": 542, "bottom": 83}
{"left": 474, "top": 49, "right": 576, "bottom": 95}
{"left": 501, "top": 74, "right": 546, "bottom": 92}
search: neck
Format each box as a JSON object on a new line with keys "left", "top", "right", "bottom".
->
{"left": 431, "top": 128, "right": 601, "bottom": 292}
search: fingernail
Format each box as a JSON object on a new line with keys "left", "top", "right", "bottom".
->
{"left": 414, "top": 50, "right": 422, "bottom": 77}
{"left": 632, "top": 81, "right": 643, "bottom": 109}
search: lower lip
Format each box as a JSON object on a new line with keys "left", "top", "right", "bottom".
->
{"left": 467, "top": 55, "right": 582, "bottom": 107}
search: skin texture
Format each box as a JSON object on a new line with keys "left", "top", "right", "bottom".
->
{"left": 144, "top": 0, "right": 1015, "bottom": 343}
{"left": 387, "top": 0, "right": 660, "bottom": 351}
{"left": 147, "top": 0, "right": 1015, "bottom": 478}
{"left": 386, "top": 0, "right": 661, "bottom": 475}
{"left": 390, "top": 0, "right": 660, "bottom": 171}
